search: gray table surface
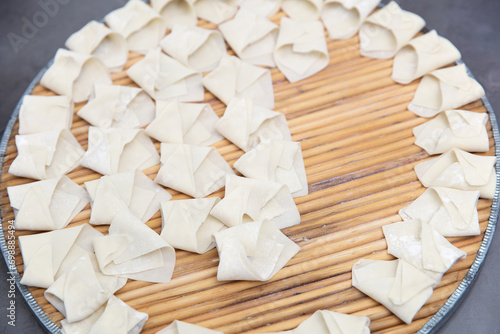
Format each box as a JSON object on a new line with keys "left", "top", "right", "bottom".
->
{"left": 0, "top": 0, "right": 499, "bottom": 333}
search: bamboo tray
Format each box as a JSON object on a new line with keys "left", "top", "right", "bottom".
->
{"left": 0, "top": 7, "right": 499, "bottom": 334}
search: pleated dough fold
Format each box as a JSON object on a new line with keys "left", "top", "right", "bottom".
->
{"left": 85, "top": 170, "right": 172, "bottom": 225}
{"left": 105, "top": 0, "right": 167, "bottom": 54}
{"left": 237, "top": 0, "right": 282, "bottom": 18}
{"left": 210, "top": 174, "right": 300, "bottom": 229}
{"left": 9, "top": 129, "right": 84, "bottom": 180}
{"left": 145, "top": 100, "right": 223, "bottom": 146}
{"left": 274, "top": 17, "right": 329, "bottom": 83}
{"left": 321, "top": 0, "right": 381, "bottom": 40}
{"left": 156, "top": 320, "right": 223, "bottom": 334}
{"left": 160, "top": 197, "right": 226, "bottom": 254}
{"left": 414, "top": 148, "right": 496, "bottom": 199}
{"left": 8, "top": 176, "right": 89, "bottom": 231}
{"left": 215, "top": 98, "right": 291, "bottom": 152}
{"left": 155, "top": 143, "right": 234, "bottom": 198}
{"left": 408, "top": 64, "right": 486, "bottom": 117}
{"left": 18, "top": 95, "right": 73, "bottom": 135}
{"left": 151, "top": 0, "right": 197, "bottom": 29}
{"left": 219, "top": 9, "right": 279, "bottom": 67}
{"left": 214, "top": 219, "right": 300, "bottom": 281}
{"left": 160, "top": 24, "right": 226, "bottom": 72}
{"left": 281, "top": 0, "right": 323, "bottom": 21}
{"left": 93, "top": 208, "right": 176, "bottom": 283}
{"left": 65, "top": 20, "right": 128, "bottom": 72}
{"left": 399, "top": 187, "right": 480, "bottom": 237}
{"left": 40, "top": 48, "right": 111, "bottom": 103}
{"left": 413, "top": 109, "right": 489, "bottom": 155}
{"left": 194, "top": 0, "right": 238, "bottom": 24}
{"left": 80, "top": 127, "right": 160, "bottom": 176}
{"left": 127, "top": 47, "right": 203, "bottom": 102}
{"left": 202, "top": 54, "right": 275, "bottom": 109}
{"left": 77, "top": 84, "right": 155, "bottom": 129}
{"left": 359, "top": 1, "right": 425, "bottom": 59}
{"left": 352, "top": 259, "right": 437, "bottom": 324}
{"left": 233, "top": 140, "right": 308, "bottom": 197}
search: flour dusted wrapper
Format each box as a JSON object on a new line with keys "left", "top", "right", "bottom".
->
{"left": 281, "top": 0, "right": 323, "bottom": 21}
{"left": 237, "top": 0, "right": 282, "bottom": 18}
{"left": 194, "top": 0, "right": 238, "bottom": 24}
{"left": 151, "top": 0, "right": 197, "bottom": 29}
{"left": 18, "top": 95, "right": 73, "bottom": 135}
{"left": 156, "top": 320, "right": 223, "bottom": 334}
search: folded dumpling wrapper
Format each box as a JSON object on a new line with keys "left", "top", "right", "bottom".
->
{"left": 202, "top": 54, "right": 275, "bottom": 109}
{"left": 9, "top": 129, "right": 84, "bottom": 180}
{"left": 392, "top": 30, "right": 461, "bottom": 84}
{"left": 214, "top": 219, "right": 300, "bottom": 281}
{"left": 156, "top": 320, "right": 223, "bottom": 334}
{"left": 105, "top": 0, "right": 167, "bottom": 54}
{"left": 61, "top": 295, "right": 148, "bottom": 334}
{"left": 8, "top": 176, "right": 89, "bottom": 231}
{"left": 40, "top": 48, "right": 111, "bottom": 103}
{"left": 399, "top": 187, "right": 480, "bottom": 237}
{"left": 321, "top": 0, "right": 381, "bottom": 40}
{"left": 359, "top": 1, "right": 425, "bottom": 59}
{"left": 77, "top": 84, "right": 155, "bottom": 129}
{"left": 216, "top": 98, "right": 291, "bottom": 152}
{"left": 80, "top": 127, "right": 160, "bottom": 176}
{"left": 85, "top": 170, "right": 172, "bottom": 225}
{"left": 234, "top": 140, "right": 308, "bottom": 197}
{"left": 281, "top": 0, "right": 323, "bottom": 21}
{"left": 382, "top": 220, "right": 467, "bottom": 282}
{"left": 127, "top": 47, "right": 204, "bottom": 102}
{"left": 160, "top": 197, "right": 226, "bottom": 254}
{"left": 211, "top": 174, "right": 300, "bottom": 229}
{"left": 145, "top": 100, "right": 223, "bottom": 146}
{"left": 18, "top": 95, "right": 73, "bottom": 135}
{"left": 237, "top": 0, "right": 282, "bottom": 18}
{"left": 414, "top": 148, "right": 496, "bottom": 199}
{"left": 93, "top": 208, "right": 176, "bottom": 283}
{"left": 160, "top": 24, "right": 226, "bottom": 72}
{"left": 274, "top": 17, "right": 329, "bottom": 83}
{"left": 352, "top": 259, "right": 437, "bottom": 324}
{"left": 408, "top": 64, "right": 486, "bottom": 117}
{"left": 155, "top": 143, "right": 234, "bottom": 198}
{"left": 219, "top": 9, "right": 279, "bottom": 67}
{"left": 65, "top": 20, "right": 128, "bottom": 72}
{"left": 193, "top": 0, "right": 238, "bottom": 24}
{"left": 413, "top": 109, "right": 489, "bottom": 155}
{"left": 151, "top": 0, "right": 197, "bottom": 29}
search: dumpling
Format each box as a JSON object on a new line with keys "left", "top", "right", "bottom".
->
{"left": 193, "top": 0, "right": 238, "bottom": 24}
{"left": 213, "top": 219, "right": 300, "bottom": 281}
{"left": 151, "top": 0, "right": 197, "bottom": 29}
{"left": 274, "top": 17, "right": 329, "bottom": 83}
{"left": 281, "top": 0, "right": 323, "bottom": 21}
{"left": 18, "top": 95, "right": 73, "bottom": 135}
{"left": 156, "top": 320, "right": 223, "bottom": 334}
{"left": 237, "top": 0, "right": 282, "bottom": 18}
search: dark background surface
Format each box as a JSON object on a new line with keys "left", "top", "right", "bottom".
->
{"left": 0, "top": 0, "right": 499, "bottom": 333}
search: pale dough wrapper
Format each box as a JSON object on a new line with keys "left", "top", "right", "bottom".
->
{"left": 77, "top": 84, "right": 155, "bottom": 129}
{"left": 105, "top": 0, "right": 167, "bottom": 54}
{"left": 202, "top": 54, "right": 275, "bottom": 109}
{"left": 156, "top": 320, "right": 223, "bottom": 333}
{"left": 352, "top": 259, "right": 437, "bottom": 324}
{"left": 281, "top": 0, "right": 323, "bottom": 21}
{"left": 210, "top": 174, "right": 300, "bottom": 229}
{"left": 233, "top": 140, "right": 308, "bottom": 197}
{"left": 215, "top": 98, "right": 291, "bottom": 152}
{"left": 18, "top": 95, "right": 73, "bottom": 135}
{"left": 61, "top": 295, "right": 148, "bottom": 334}
{"left": 399, "top": 187, "right": 480, "bottom": 237}
{"left": 145, "top": 100, "right": 223, "bottom": 146}
{"left": 155, "top": 143, "right": 235, "bottom": 198}
{"left": 93, "top": 208, "right": 176, "bottom": 283}
{"left": 80, "top": 127, "right": 160, "bottom": 176}
{"left": 193, "top": 0, "right": 238, "bottom": 24}
{"left": 85, "top": 170, "right": 172, "bottom": 225}
{"left": 151, "top": 0, "right": 197, "bottom": 29}
{"left": 321, "top": 0, "right": 381, "bottom": 40}
{"left": 160, "top": 24, "right": 226, "bottom": 72}
{"left": 359, "top": 1, "right": 425, "bottom": 59}
{"left": 7, "top": 176, "right": 89, "bottom": 231}
{"left": 160, "top": 197, "right": 226, "bottom": 254}
{"left": 274, "top": 17, "right": 329, "bottom": 83}
{"left": 213, "top": 219, "right": 300, "bottom": 281}
{"left": 414, "top": 148, "right": 496, "bottom": 199}
{"left": 127, "top": 47, "right": 204, "bottom": 102}
{"left": 382, "top": 220, "right": 467, "bottom": 282}
{"left": 219, "top": 9, "right": 279, "bottom": 67}
{"left": 9, "top": 129, "right": 84, "bottom": 180}
{"left": 408, "top": 64, "right": 486, "bottom": 117}
{"left": 40, "top": 48, "right": 111, "bottom": 103}
{"left": 237, "top": 0, "right": 282, "bottom": 18}
{"left": 413, "top": 109, "right": 489, "bottom": 155}
{"left": 392, "top": 30, "right": 461, "bottom": 84}
{"left": 65, "top": 20, "right": 128, "bottom": 72}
